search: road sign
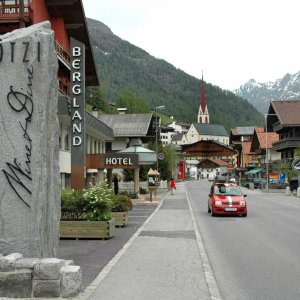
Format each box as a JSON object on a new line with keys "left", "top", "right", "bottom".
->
{"left": 157, "top": 152, "right": 164, "bottom": 160}
{"left": 292, "top": 158, "right": 300, "bottom": 173}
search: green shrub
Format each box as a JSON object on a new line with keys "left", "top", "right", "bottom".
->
{"left": 60, "top": 181, "right": 115, "bottom": 221}
{"left": 139, "top": 187, "right": 149, "bottom": 194}
{"left": 61, "top": 189, "right": 87, "bottom": 221}
{"left": 83, "top": 181, "right": 115, "bottom": 221}
{"left": 112, "top": 195, "right": 133, "bottom": 212}
{"left": 119, "top": 190, "right": 139, "bottom": 199}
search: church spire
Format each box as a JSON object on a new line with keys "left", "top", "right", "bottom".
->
{"left": 197, "top": 72, "right": 209, "bottom": 123}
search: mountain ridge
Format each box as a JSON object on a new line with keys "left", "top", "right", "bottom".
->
{"left": 87, "top": 18, "right": 264, "bottom": 131}
{"left": 234, "top": 71, "right": 300, "bottom": 113}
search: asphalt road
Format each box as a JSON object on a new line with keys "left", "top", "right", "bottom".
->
{"left": 187, "top": 179, "right": 300, "bottom": 300}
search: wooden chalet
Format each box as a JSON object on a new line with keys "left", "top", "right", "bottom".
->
{"left": 181, "top": 140, "right": 235, "bottom": 169}
{"left": 267, "top": 100, "right": 300, "bottom": 160}
{"left": 250, "top": 127, "right": 280, "bottom": 166}
{"left": 230, "top": 126, "right": 256, "bottom": 167}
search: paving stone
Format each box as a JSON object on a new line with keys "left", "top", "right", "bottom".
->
{"left": 32, "top": 279, "right": 60, "bottom": 298}
{"left": 0, "top": 270, "right": 32, "bottom": 298}
{"left": 33, "top": 258, "right": 64, "bottom": 280}
{"left": 60, "top": 265, "right": 82, "bottom": 298}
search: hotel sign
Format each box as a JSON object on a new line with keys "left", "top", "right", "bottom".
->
{"left": 70, "top": 37, "right": 85, "bottom": 188}
{"left": 103, "top": 154, "right": 138, "bottom": 169}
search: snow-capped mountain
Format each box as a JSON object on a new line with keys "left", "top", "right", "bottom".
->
{"left": 234, "top": 71, "right": 300, "bottom": 113}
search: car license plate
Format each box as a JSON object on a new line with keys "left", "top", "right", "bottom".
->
{"left": 225, "top": 208, "right": 237, "bottom": 212}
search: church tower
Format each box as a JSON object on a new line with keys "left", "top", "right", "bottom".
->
{"left": 197, "top": 73, "right": 210, "bottom": 124}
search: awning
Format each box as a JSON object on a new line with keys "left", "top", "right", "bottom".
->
{"left": 246, "top": 168, "right": 263, "bottom": 175}
{"left": 185, "top": 159, "right": 199, "bottom": 165}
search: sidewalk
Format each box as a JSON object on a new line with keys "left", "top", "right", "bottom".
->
{"left": 58, "top": 191, "right": 165, "bottom": 291}
{"left": 76, "top": 183, "right": 220, "bottom": 300}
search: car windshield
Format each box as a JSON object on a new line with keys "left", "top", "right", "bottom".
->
{"left": 214, "top": 185, "right": 242, "bottom": 196}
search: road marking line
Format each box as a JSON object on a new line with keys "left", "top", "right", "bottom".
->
{"left": 186, "top": 191, "right": 223, "bottom": 300}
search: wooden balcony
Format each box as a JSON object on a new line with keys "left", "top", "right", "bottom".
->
{"left": 0, "top": 2, "right": 32, "bottom": 24}
{"left": 272, "top": 137, "right": 300, "bottom": 151}
{"left": 55, "top": 40, "right": 70, "bottom": 67}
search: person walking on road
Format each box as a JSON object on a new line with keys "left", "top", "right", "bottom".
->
{"left": 170, "top": 178, "right": 176, "bottom": 195}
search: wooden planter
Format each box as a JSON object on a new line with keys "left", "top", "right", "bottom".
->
{"left": 111, "top": 211, "right": 128, "bottom": 227}
{"left": 60, "top": 219, "right": 115, "bottom": 239}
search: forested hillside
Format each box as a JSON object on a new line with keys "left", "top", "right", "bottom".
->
{"left": 87, "top": 18, "right": 264, "bottom": 131}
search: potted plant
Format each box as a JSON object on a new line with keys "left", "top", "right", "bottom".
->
{"left": 60, "top": 181, "right": 115, "bottom": 239}
{"left": 111, "top": 194, "right": 133, "bottom": 227}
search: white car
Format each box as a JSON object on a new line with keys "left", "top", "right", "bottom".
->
{"left": 208, "top": 174, "right": 215, "bottom": 181}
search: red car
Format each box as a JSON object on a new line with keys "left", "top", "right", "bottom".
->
{"left": 208, "top": 182, "right": 247, "bottom": 217}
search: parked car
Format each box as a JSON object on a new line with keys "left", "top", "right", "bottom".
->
{"left": 208, "top": 173, "right": 215, "bottom": 181}
{"left": 289, "top": 177, "right": 299, "bottom": 192}
{"left": 208, "top": 182, "right": 247, "bottom": 217}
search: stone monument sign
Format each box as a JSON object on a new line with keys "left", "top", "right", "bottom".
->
{"left": 0, "top": 22, "right": 60, "bottom": 257}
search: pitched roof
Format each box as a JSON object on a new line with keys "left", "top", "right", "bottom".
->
{"left": 241, "top": 141, "right": 253, "bottom": 154}
{"left": 200, "top": 158, "right": 227, "bottom": 167}
{"left": 270, "top": 100, "right": 300, "bottom": 125}
{"left": 193, "top": 123, "right": 228, "bottom": 137}
{"left": 235, "top": 126, "right": 256, "bottom": 135}
{"left": 251, "top": 127, "right": 279, "bottom": 152}
{"left": 98, "top": 113, "right": 153, "bottom": 137}
{"left": 172, "top": 132, "right": 184, "bottom": 142}
{"left": 257, "top": 131, "right": 279, "bottom": 149}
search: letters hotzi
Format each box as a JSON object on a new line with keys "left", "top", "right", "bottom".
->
{"left": 71, "top": 46, "right": 83, "bottom": 146}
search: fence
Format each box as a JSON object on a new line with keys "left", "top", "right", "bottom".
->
{"left": 119, "top": 180, "right": 169, "bottom": 193}
{"left": 245, "top": 177, "right": 288, "bottom": 192}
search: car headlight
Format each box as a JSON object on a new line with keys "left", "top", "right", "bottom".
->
{"left": 215, "top": 200, "right": 222, "bottom": 206}
{"left": 239, "top": 201, "right": 246, "bottom": 206}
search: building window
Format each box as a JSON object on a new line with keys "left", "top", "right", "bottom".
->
{"left": 94, "top": 140, "right": 97, "bottom": 153}
{"left": 64, "top": 134, "right": 69, "bottom": 151}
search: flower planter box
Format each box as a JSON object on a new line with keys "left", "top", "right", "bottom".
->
{"left": 60, "top": 219, "right": 115, "bottom": 239}
{"left": 111, "top": 211, "right": 128, "bottom": 227}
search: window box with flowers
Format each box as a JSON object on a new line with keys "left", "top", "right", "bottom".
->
{"left": 60, "top": 182, "right": 115, "bottom": 239}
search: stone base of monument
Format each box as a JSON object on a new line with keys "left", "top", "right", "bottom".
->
{"left": 0, "top": 253, "right": 81, "bottom": 298}
{"left": 60, "top": 219, "right": 115, "bottom": 239}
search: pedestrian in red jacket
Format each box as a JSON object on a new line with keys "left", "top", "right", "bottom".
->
{"left": 170, "top": 178, "right": 176, "bottom": 195}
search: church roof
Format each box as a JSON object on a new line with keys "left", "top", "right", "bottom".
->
{"left": 172, "top": 132, "right": 184, "bottom": 142}
{"left": 193, "top": 123, "right": 228, "bottom": 137}
{"left": 200, "top": 75, "right": 207, "bottom": 112}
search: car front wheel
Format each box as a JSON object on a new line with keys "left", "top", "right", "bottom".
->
{"left": 210, "top": 207, "right": 215, "bottom": 217}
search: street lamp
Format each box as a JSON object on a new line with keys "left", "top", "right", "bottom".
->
{"left": 265, "top": 113, "right": 277, "bottom": 192}
{"left": 155, "top": 105, "right": 165, "bottom": 172}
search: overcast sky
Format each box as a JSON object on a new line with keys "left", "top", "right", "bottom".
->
{"left": 83, "top": 0, "right": 300, "bottom": 91}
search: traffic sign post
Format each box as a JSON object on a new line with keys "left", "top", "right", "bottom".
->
{"left": 292, "top": 158, "right": 300, "bottom": 196}
{"left": 157, "top": 152, "right": 164, "bottom": 160}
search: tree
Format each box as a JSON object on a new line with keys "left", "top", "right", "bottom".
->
{"left": 294, "top": 146, "right": 300, "bottom": 158}
{"left": 86, "top": 86, "right": 115, "bottom": 113}
{"left": 116, "top": 90, "right": 151, "bottom": 113}
{"left": 275, "top": 161, "right": 297, "bottom": 181}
